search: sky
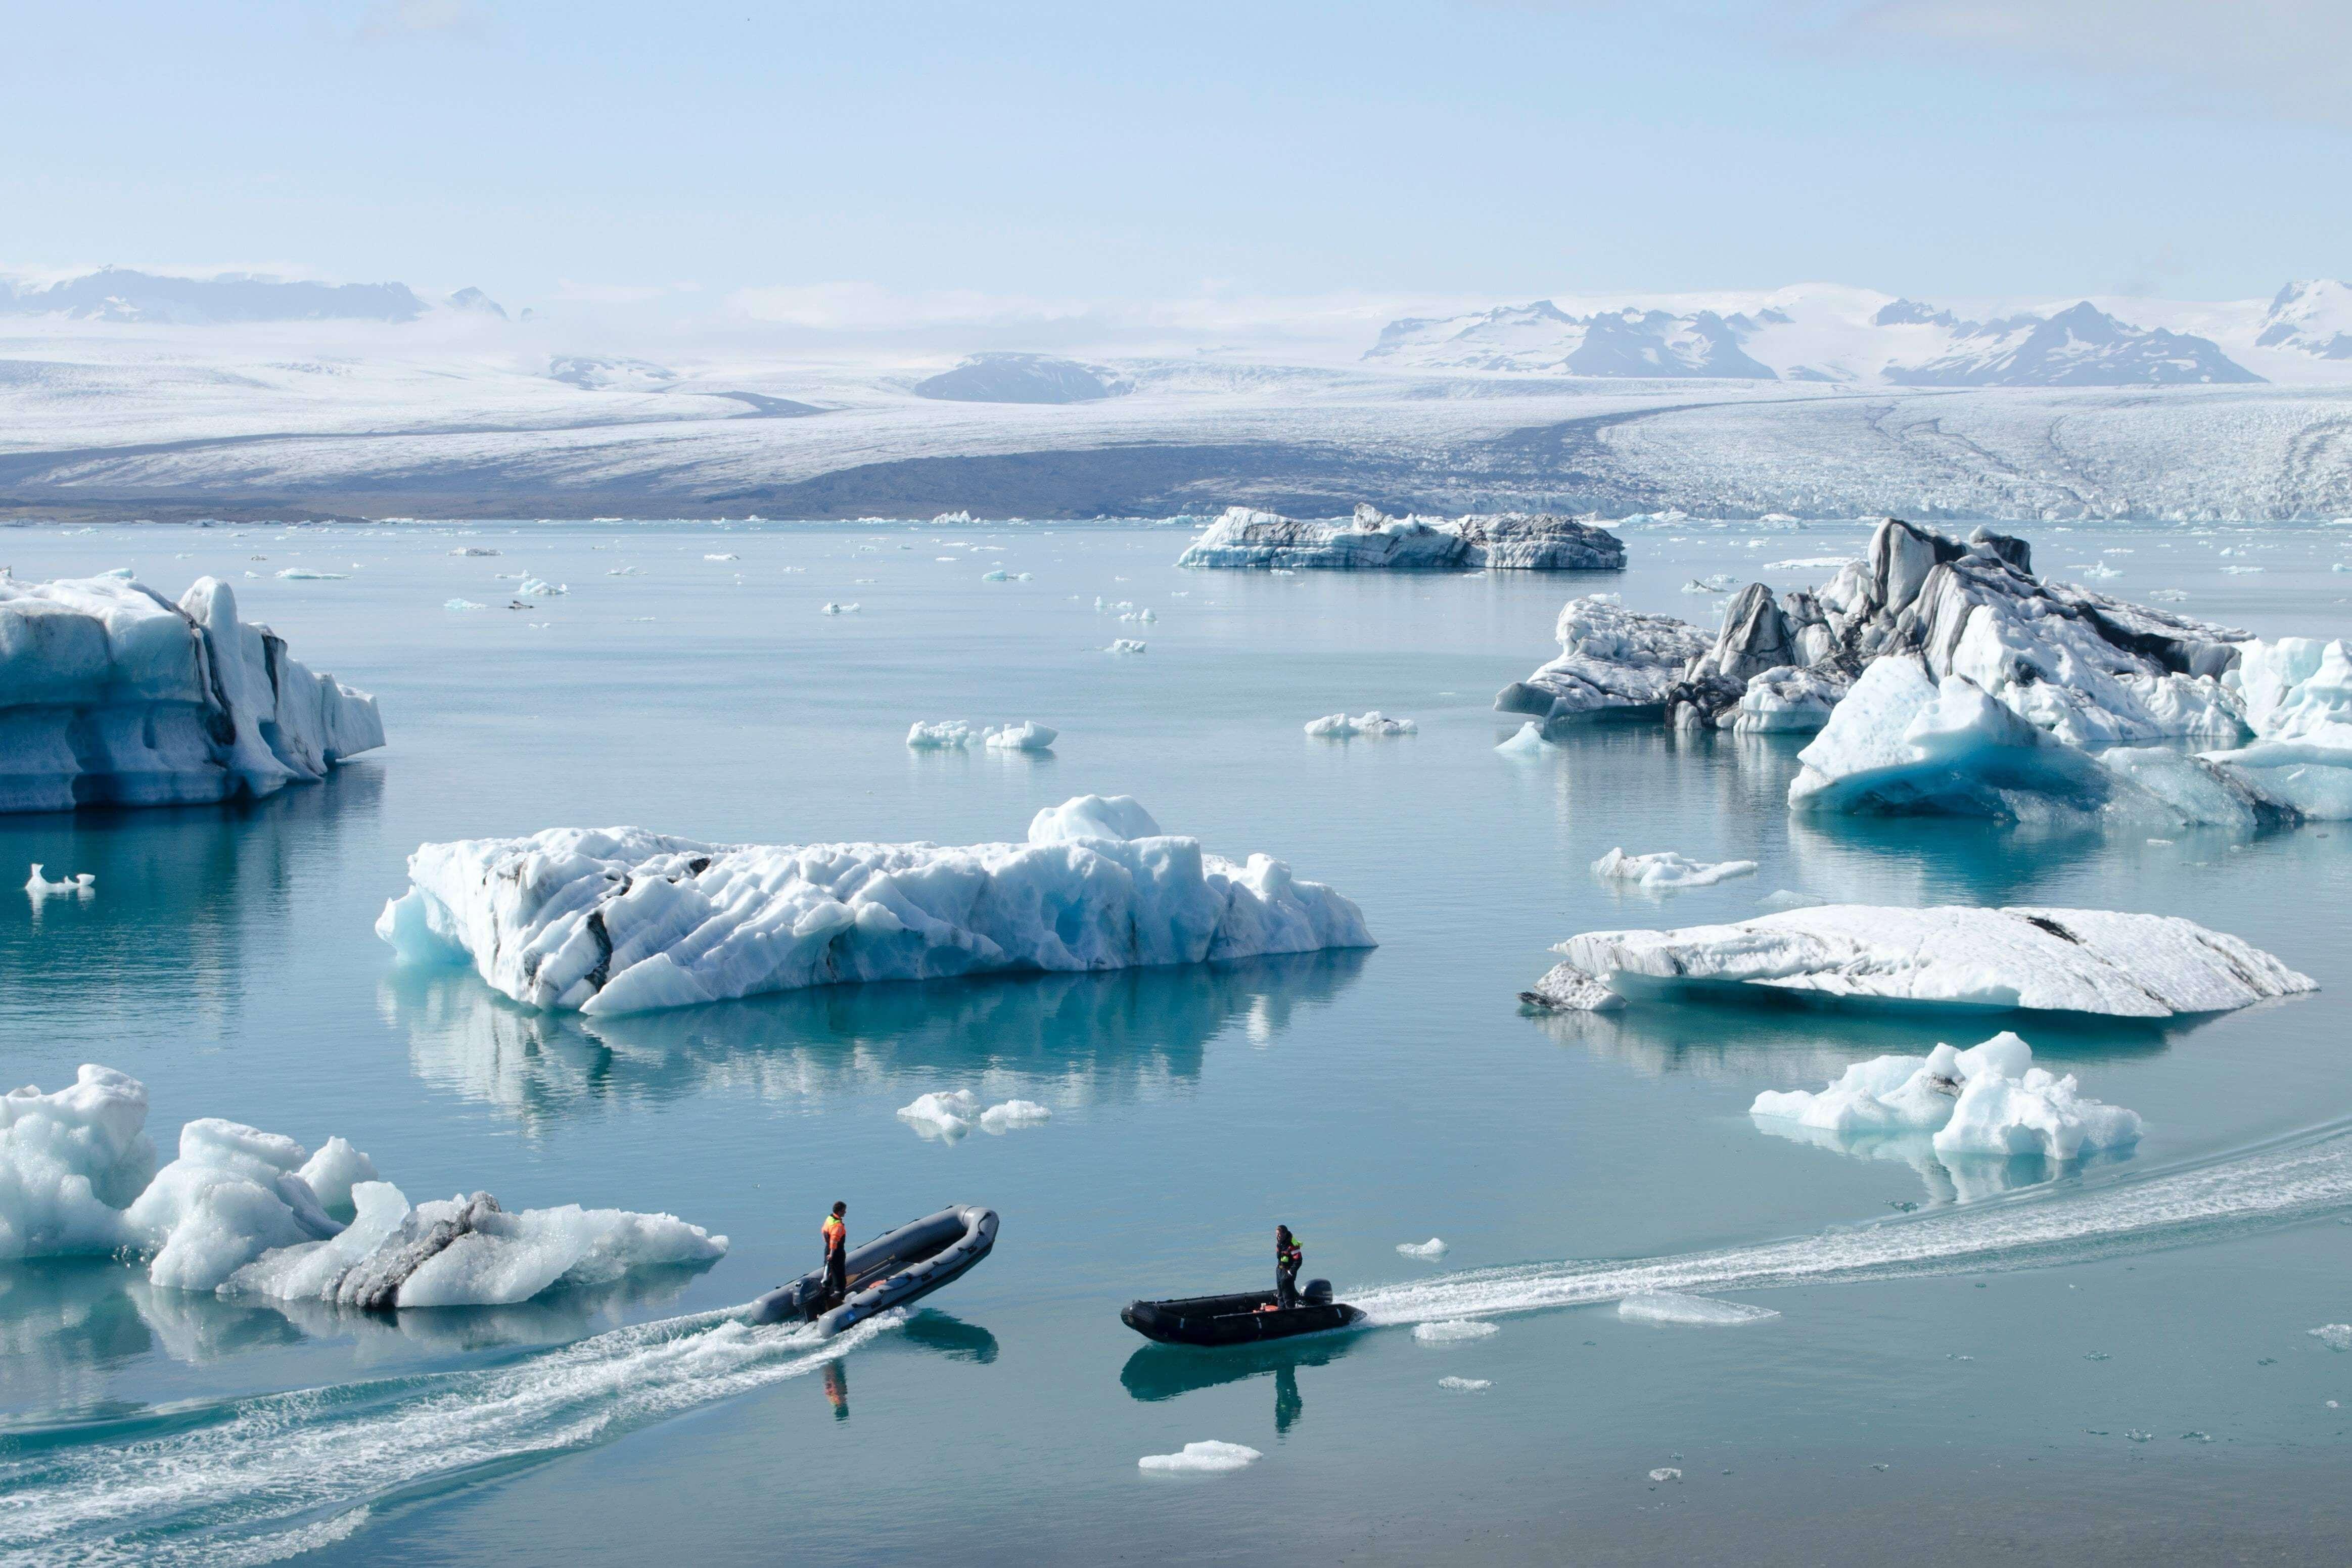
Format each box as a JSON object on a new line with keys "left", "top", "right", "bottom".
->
{"left": 3, "top": 0, "right": 2345, "bottom": 345}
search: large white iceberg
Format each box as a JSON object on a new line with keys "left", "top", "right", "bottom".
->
{"left": 0, "top": 1066, "right": 724, "bottom": 1304}
{"left": 1494, "top": 594, "right": 1713, "bottom": 721}
{"left": 378, "top": 794, "right": 1374, "bottom": 1015}
{"left": 0, "top": 574, "right": 383, "bottom": 812}
{"left": 1179, "top": 503, "right": 1625, "bottom": 572}
{"left": 1523, "top": 904, "right": 2314, "bottom": 1018}
{"left": 1750, "top": 1031, "right": 2143, "bottom": 1161}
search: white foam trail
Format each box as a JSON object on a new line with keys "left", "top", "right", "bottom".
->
{"left": 1354, "top": 1125, "right": 2352, "bottom": 1325}
{"left": 0, "top": 1308, "right": 900, "bottom": 1568}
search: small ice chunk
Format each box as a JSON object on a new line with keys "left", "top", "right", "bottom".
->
{"left": 704, "top": 553, "right": 739, "bottom": 562}
{"left": 1592, "top": 847, "right": 1759, "bottom": 889}
{"left": 450, "top": 547, "right": 500, "bottom": 557}
{"left": 906, "top": 720, "right": 976, "bottom": 749}
{"left": 1649, "top": 1467, "right": 1683, "bottom": 1483}
{"left": 1495, "top": 720, "right": 1550, "bottom": 756}
{"left": 1138, "top": 1440, "right": 1261, "bottom": 1473}
{"left": 981, "top": 568, "right": 1009, "bottom": 582}
{"left": 25, "top": 864, "right": 96, "bottom": 897}
{"left": 1105, "top": 639, "right": 1146, "bottom": 654}
{"left": 982, "top": 720, "right": 1058, "bottom": 751}
{"left": 275, "top": 568, "right": 348, "bottom": 580}
{"left": 1438, "top": 1376, "right": 1491, "bottom": 1391}
{"left": 1026, "top": 794, "right": 1161, "bottom": 844}
{"left": 445, "top": 598, "right": 486, "bottom": 611}
{"left": 1305, "top": 711, "right": 1418, "bottom": 739}
{"left": 979, "top": 1099, "right": 1052, "bottom": 1133}
{"left": 516, "top": 578, "right": 567, "bottom": 596}
{"left": 1750, "top": 1031, "right": 2142, "bottom": 1161}
{"left": 1619, "top": 1292, "right": 1780, "bottom": 1326}
{"left": 1396, "top": 1237, "right": 1449, "bottom": 1259}
{"left": 2312, "top": 1324, "right": 2352, "bottom": 1351}
{"left": 896, "top": 1090, "right": 981, "bottom": 1140}
{"left": 1758, "top": 889, "right": 1827, "bottom": 910}
{"left": 821, "top": 602, "right": 860, "bottom": 615}
{"left": 1414, "top": 1319, "right": 1499, "bottom": 1343}
{"left": 1683, "top": 574, "right": 1739, "bottom": 593}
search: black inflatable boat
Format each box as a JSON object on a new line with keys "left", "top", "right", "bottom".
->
{"left": 1121, "top": 1280, "right": 1365, "bottom": 1346}
{"left": 750, "top": 1204, "right": 997, "bottom": 1337}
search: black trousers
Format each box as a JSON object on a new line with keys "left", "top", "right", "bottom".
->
{"left": 1275, "top": 1266, "right": 1298, "bottom": 1309}
{"left": 824, "top": 1251, "right": 847, "bottom": 1298}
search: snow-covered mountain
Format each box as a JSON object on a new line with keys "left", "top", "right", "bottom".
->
{"left": 2256, "top": 280, "right": 2352, "bottom": 361}
{"left": 0, "top": 267, "right": 431, "bottom": 325}
{"left": 1368, "top": 287, "right": 2287, "bottom": 387}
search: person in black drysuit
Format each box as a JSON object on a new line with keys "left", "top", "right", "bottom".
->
{"left": 1274, "top": 1224, "right": 1303, "bottom": 1310}
{"left": 820, "top": 1201, "right": 849, "bottom": 1306}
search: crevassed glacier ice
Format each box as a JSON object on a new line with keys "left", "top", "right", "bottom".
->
{"left": 1591, "top": 847, "right": 1759, "bottom": 889}
{"left": 0, "top": 574, "right": 383, "bottom": 813}
{"left": 378, "top": 794, "right": 1373, "bottom": 1015}
{"left": 0, "top": 1066, "right": 725, "bottom": 1304}
{"left": 1179, "top": 503, "right": 1625, "bottom": 572}
{"left": 1523, "top": 904, "right": 2313, "bottom": 1018}
{"left": 1750, "top": 1031, "right": 2142, "bottom": 1161}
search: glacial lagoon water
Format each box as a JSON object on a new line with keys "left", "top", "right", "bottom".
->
{"left": 4, "top": 516, "right": 2350, "bottom": 1564}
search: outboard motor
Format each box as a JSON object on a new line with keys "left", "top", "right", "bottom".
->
{"left": 1303, "top": 1278, "right": 1333, "bottom": 1306}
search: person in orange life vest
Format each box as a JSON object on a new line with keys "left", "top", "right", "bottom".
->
{"left": 821, "top": 1202, "right": 849, "bottom": 1301}
{"left": 1274, "top": 1224, "right": 1303, "bottom": 1310}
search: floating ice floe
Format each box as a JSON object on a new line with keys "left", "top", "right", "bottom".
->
{"left": 983, "top": 720, "right": 1057, "bottom": 751}
{"left": 274, "top": 568, "right": 347, "bottom": 580}
{"left": 1758, "top": 889, "right": 1827, "bottom": 910}
{"left": 1522, "top": 904, "right": 2313, "bottom": 1018}
{"left": 0, "top": 574, "right": 383, "bottom": 813}
{"left": 1397, "top": 1237, "right": 1449, "bottom": 1259}
{"left": 1138, "top": 1441, "right": 1261, "bottom": 1473}
{"left": 1439, "top": 1376, "right": 1491, "bottom": 1390}
{"left": 25, "top": 863, "right": 95, "bottom": 898}
{"left": 1414, "top": 1319, "right": 1499, "bottom": 1343}
{"left": 1495, "top": 720, "right": 1552, "bottom": 756}
{"left": 445, "top": 597, "right": 486, "bottom": 611}
{"left": 516, "top": 578, "right": 567, "bottom": 597}
{"left": 906, "top": 720, "right": 976, "bottom": 749}
{"left": 1649, "top": 1468, "right": 1683, "bottom": 1483}
{"left": 2312, "top": 1324, "right": 2352, "bottom": 1351}
{"left": 1683, "top": 574, "right": 1740, "bottom": 593}
{"left": 0, "top": 1066, "right": 725, "bottom": 1304}
{"left": 981, "top": 568, "right": 1008, "bottom": 582}
{"left": 895, "top": 1090, "right": 1054, "bottom": 1141}
{"left": 450, "top": 547, "right": 499, "bottom": 557}
{"left": 378, "top": 794, "right": 1373, "bottom": 1014}
{"left": 1305, "top": 711, "right": 1417, "bottom": 739}
{"left": 1105, "top": 638, "right": 1146, "bottom": 654}
{"left": 822, "top": 602, "right": 860, "bottom": 615}
{"left": 704, "top": 553, "right": 738, "bottom": 562}
{"left": 1618, "top": 1292, "right": 1780, "bottom": 1326}
{"left": 1494, "top": 594, "right": 1711, "bottom": 721}
{"left": 1591, "top": 847, "right": 1758, "bottom": 889}
{"left": 1178, "top": 502, "right": 1625, "bottom": 572}
{"left": 1753, "top": 1032, "right": 2141, "bottom": 1162}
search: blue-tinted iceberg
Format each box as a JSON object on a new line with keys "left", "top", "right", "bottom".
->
{"left": 1751, "top": 1031, "right": 2142, "bottom": 1161}
{"left": 0, "top": 1066, "right": 724, "bottom": 1303}
{"left": 0, "top": 574, "right": 383, "bottom": 812}
{"left": 1524, "top": 903, "right": 2313, "bottom": 1018}
{"left": 379, "top": 794, "right": 1374, "bottom": 1015}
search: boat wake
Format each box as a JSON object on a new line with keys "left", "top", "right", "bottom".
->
{"left": 0, "top": 1307, "right": 901, "bottom": 1568}
{"left": 1354, "top": 1120, "right": 2352, "bottom": 1324}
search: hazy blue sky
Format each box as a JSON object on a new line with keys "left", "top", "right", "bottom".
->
{"left": 5, "top": 0, "right": 2345, "bottom": 320}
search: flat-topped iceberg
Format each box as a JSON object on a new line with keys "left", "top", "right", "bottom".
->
{"left": 1751, "top": 1031, "right": 2142, "bottom": 1162}
{"left": 1522, "top": 904, "right": 2313, "bottom": 1019}
{"left": 379, "top": 794, "right": 1374, "bottom": 1015}
{"left": 1305, "top": 710, "right": 1416, "bottom": 738}
{"left": 1180, "top": 503, "right": 1625, "bottom": 572}
{"left": 1591, "top": 847, "right": 1758, "bottom": 889}
{"left": 0, "top": 573, "right": 382, "bottom": 813}
{"left": 0, "top": 1066, "right": 724, "bottom": 1304}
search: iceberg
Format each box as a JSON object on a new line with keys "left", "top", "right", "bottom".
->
{"left": 1397, "top": 1237, "right": 1448, "bottom": 1259}
{"left": 906, "top": 719, "right": 976, "bottom": 749}
{"left": 1105, "top": 638, "right": 1146, "bottom": 653}
{"left": 378, "top": 794, "right": 1374, "bottom": 1016}
{"left": 0, "top": 573, "right": 383, "bottom": 813}
{"left": 1751, "top": 1031, "right": 2142, "bottom": 1161}
{"left": 1304, "top": 710, "right": 1417, "bottom": 738}
{"left": 1523, "top": 904, "right": 2314, "bottom": 1019}
{"left": 896, "top": 1089, "right": 1053, "bottom": 1140}
{"left": 982, "top": 720, "right": 1057, "bottom": 751}
{"left": 1494, "top": 595, "right": 1713, "bottom": 723}
{"left": 1591, "top": 847, "right": 1758, "bottom": 889}
{"left": 1178, "top": 502, "right": 1625, "bottom": 572}
{"left": 0, "top": 1066, "right": 724, "bottom": 1304}
{"left": 1138, "top": 1441, "right": 1261, "bottom": 1473}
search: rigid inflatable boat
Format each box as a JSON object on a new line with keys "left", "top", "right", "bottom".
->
{"left": 751, "top": 1204, "right": 998, "bottom": 1335}
{"left": 1120, "top": 1281, "right": 1364, "bottom": 1346}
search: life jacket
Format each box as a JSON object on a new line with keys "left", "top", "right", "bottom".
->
{"left": 822, "top": 1215, "right": 846, "bottom": 1252}
{"left": 1277, "top": 1237, "right": 1302, "bottom": 1270}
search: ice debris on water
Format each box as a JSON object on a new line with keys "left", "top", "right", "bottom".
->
{"left": 1523, "top": 904, "right": 2313, "bottom": 1018}
{"left": 704, "top": 553, "right": 738, "bottom": 562}
{"left": 25, "top": 864, "right": 95, "bottom": 899}
{"left": 1305, "top": 710, "right": 1417, "bottom": 739}
{"left": 2311, "top": 1324, "right": 2352, "bottom": 1350}
{"left": 895, "top": 1090, "right": 1053, "bottom": 1140}
{"left": 1105, "top": 638, "right": 1146, "bottom": 653}
{"left": 1683, "top": 574, "right": 1740, "bottom": 593}
{"left": 0, "top": 1066, "right": 725, "bottom": 1303}
{"left": 450, "top": 547, "right": 499, "bottom": 557}
{"left": 379, "top": 795, "right": 1372, "bottom": 1014}
{"left": 822, "top": 602, "right": 860, "bottom": 614}
{"left": 1591, "top": 847, "right": 1758, "bottom": 889}
{"left": 516, "top": 578, "right": 567, "bottom": 597}
{"left": 1758, "top": 889, "right": 1827, "bottom": 909}
{"left": 906, "top": 720, "right": 976, "bottom": 749}
{"left": 1618, "top": 1292, "right": 1780, "bottom": 1326}
{"left": 1751, "top": 1032, "right": 2142, "bottom": 1162}
{"left": 983, "top": 720, "right": 1057, "bottom": 751}
{"left": 1397, "top": 1237, "right": 1448, "bottom": 1259}
{"left": 1414, "top": 1319, "right": 1499, "bottom": 1343}
{"left": 1439, "top": 1376, "right": 1491, "bottom": 1390}
{"left": 446, "top": 597, "right": 486, "bottom": 611}
{"left": 1138, "top": 1441, "right": 1261, "bottom": 1474}
{"left": 981, "top": 568, "right": 1008, "bottom": 581}
{"left": 275, "top": 568, "right": 347, "bottom": 580}
{"left": 1649, "top": 1468, "right": 1682, "bottom": 1483}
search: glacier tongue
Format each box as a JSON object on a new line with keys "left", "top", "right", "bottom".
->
{"left": 0, "top": 573, "right": 383, "bottom": 813}
{"left": 1526, "top": 904, "right": 2314, "bottom": 1019}
{"left": 378, "top": 794, "right": 1374, "bottom": 1015}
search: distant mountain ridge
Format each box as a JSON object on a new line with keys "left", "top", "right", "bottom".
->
{"left": 1369, "top": 281, "right": 2352, "bottom": 387}
{"left": 0, "top": 267, "right": 518, "bottom": 325}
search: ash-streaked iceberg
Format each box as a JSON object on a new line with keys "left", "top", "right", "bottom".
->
{"left": 0, "top": 1066, "right": 725, "bottom": 1304}
{"left": 378, "top": 794, "right": 1374, "bottom": 1015}
{"left": 1179, "top": 503, "right": 1625, "bottom": 572}
{"left": 0, "top": 573, "right": 383, "bottom": 813}
{"left": 1521, "top": 904, "right": 2313, "bottom": 1019}
{"left": 1751, "top": 1031, "right": 2142, "bottom": 1161}
{"left": 1494, "top": 595, "right": 1712, "bottom": 722}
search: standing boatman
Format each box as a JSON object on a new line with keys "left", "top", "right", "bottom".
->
{"left": 821, "top": 1201, "right": 849, "bottom": 1305}
{"left": 1274, "top": 1224, "right": 1303, "bottom": 1310}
